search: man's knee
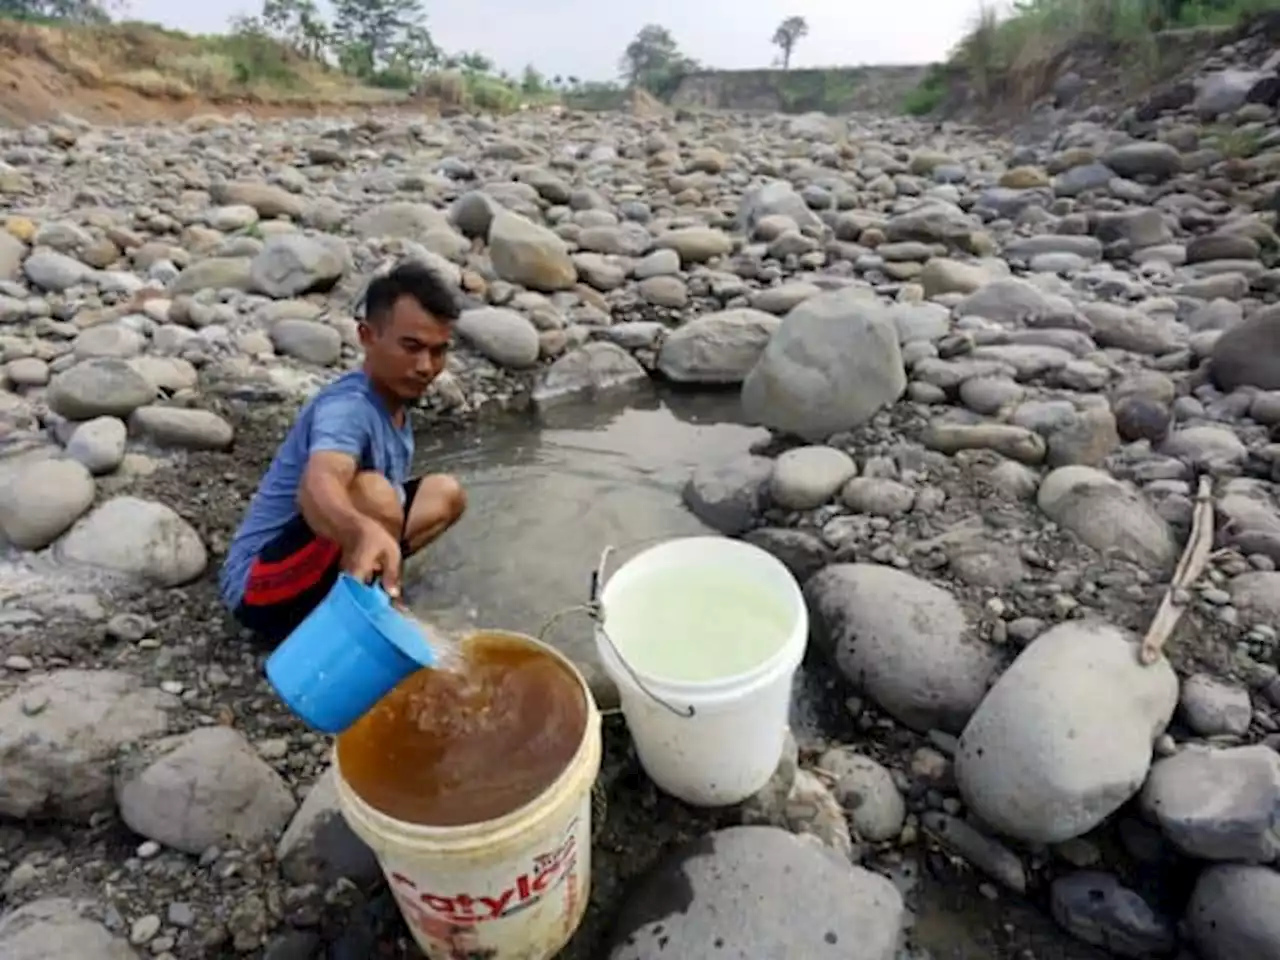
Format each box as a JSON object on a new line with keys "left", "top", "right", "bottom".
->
{"left": 436, "top": 474, "right": 467, "bottom": 522}
{"left": 349, "top": 471, "right": 404, "bottom": 537}
{"left": 412, "top": 474, "right": 467, "bottom": 524}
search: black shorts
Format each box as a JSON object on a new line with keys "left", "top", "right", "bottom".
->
{"left": 234, "top": 477, "right": 421, "bottom": 644}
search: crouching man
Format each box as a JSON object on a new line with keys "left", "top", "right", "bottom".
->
{"left": 219, "top": 262, "right": 467, "bottom": 643}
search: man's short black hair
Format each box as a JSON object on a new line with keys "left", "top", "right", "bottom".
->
{"left": 362, "top": 261, "right": 461, "bottom": 329}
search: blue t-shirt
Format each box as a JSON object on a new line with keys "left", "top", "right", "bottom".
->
{"left": 219, "top": 371, "right": 414, "bottom": 609}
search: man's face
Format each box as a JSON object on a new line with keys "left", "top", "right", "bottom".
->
{"left": 359, "top": 295, "right": 452, "bottom": 401}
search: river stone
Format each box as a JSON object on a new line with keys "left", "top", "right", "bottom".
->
{"left": 350, "top": 201, "right": 448, "bottom": 240}
{"left": 806, "top": 564, "right": 1000, "bottom": 733}
{"left": 45, "top": 358, "right": 157, "bottom": 420}
{"left": 632, "top": 248, "right": 680, "bottom": 278}
{"left": 657, "top": 308, "right": 780, "bottom": 384}
{"left": 816, "top": 748, "right": 906, "bottom": 842}
{"left": 1187, "top": 864, "right": 1280, "bottom": 960}
{"left": 23, "top": 247, "right": 92, "bottom": 291}
{"left": 532, "top": 342, "right": 648, "bottom": 406}
{"left": 167, "top": 256, "right": 254, "bottom": 295}
{"left": 739, "top": 180, "right": 824, "bottom": 233}
{"left": 750, "top": 281, "right": 821, "bottom": 314}
{"left": 955, "top": 620, "right": 1178, "bottom": 844}
{"left": 954, "top": 278, "right": 1069, "bottom": 327}
{"left": 249, "top": 234, "right": 347, "bottom": 298}
{"left": 0, "top": 670, "right": 176, "bottom": 821}
{"left": 456, "top": 307, "right": 540, "bottom": 369}
{"left": 682, "top": 454, "right": 773, "bottom": 536}
{"left": 923, "top": 422, "right": 1046, "bottom": 464}
{"left": 128, "top": 406, "right": 234, "bottom": 451}
{"left": 919, "top": 257, "right": 1005, "bottom": 297}
{"left": 1049, "top": 872, "right": 1177, "bottom": 958}
{"left": 213, "top": 179, "right": 306, "bottom": 218}
{"left": 72, "top": 324, "right": 145, "bottom": 360}
{"left": 769, "top": 445, "right": 858, "bottom": 510}
{"left": 1102, "top": 142, "right": 1181, "bottom": 180}
{"left": 742, "top": 287, "right": 906, "bottom": 442}
{"left": 58, "top": 496, "right": 207, "bottom": 586}
{"left": 116, "top": 727, "right": 297, "bottom": 855}
{"left": 0, "top": 231, "right": 24, "bottom": 281}
{"left": 487, "top": 210, "right": 576, "bottom": 292}
{"left": 65, "top": 417, "right": 127, "bottom": 475}
{"left": 608, "top": 826, "right": 903, "bottom": 960}
{"left": 0, "top": 457, "right": 95, "bottom": 549}
{"left": 654, "top": 226, "right": 734, "bottom": 263}
{"left": 1210, "top": 304, "right": 1280, "bottom": 391}
{"left": 1140, "top": 745, "right": 1280, "bottom": 863}
{"left": 1179, "top": 673, "right": 1252, "bottom": 737}
{"left": 742, "top": 528, "right": 833, "bottom": 583}
{"left": 1229, "top": 570, "right": 1280, "bottom": 625}
{"left": 269, "top": 318, "right": 342, "bottom": 366}
{"left": 276, "top": 767, "right": 380, "bottom": 886}
{"left": 1037, "top": 466, "right": 1177, "bottom": 570}
{"left": 0, "top": 898, "right": 139, "bottom": 960}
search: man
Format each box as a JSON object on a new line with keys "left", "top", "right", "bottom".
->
{"left": 219, "top": 262, "right": 467, "bottom": 644}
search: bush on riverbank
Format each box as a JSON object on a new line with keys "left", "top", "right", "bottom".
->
{"left": 906, "top": 0, "right": 1280, "bottom": 113}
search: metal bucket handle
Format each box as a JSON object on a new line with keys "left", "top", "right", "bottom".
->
{"left": 538, "top": 539, "right": 696, "bottom": 720}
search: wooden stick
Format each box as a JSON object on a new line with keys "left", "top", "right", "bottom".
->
{"left": 1140, "top": 476, "right": 1215, "bottom": 666}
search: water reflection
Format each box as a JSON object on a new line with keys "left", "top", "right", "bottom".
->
{"left": 406, "top": 386, "right": 766, "bottom": 642}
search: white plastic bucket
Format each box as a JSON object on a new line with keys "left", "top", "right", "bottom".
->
{"left": 333, "top": 630, "right": 602, "bottom": 960}
{"left": 594, "top": 536, "right": 807, "bottom": 807}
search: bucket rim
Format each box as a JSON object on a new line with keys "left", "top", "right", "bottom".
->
{"left": 595, "top": 538, "right": 807, "bottom": 693}
{"left": 333, "top": 629, "right": 602, "bottom": 843}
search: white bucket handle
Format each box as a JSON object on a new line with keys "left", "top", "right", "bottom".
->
{"left": 537, "top": 539, "right": 696, "bottom": 720}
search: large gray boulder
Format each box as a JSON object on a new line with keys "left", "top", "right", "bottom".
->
{"left": 658, "top": 309, "right": 780, "bottom": 384}
{"left": 1187, "top": 864, "right": 1280, "bottom": 960}
{"left": 955, "top": 621, "right": 1177, "bottom": 844}
{"left": 741, "top": 288, "right": 905, "bottom": 441}
{"left": 806, "top": 563, "right": 1001, "bottom": 733}
{"left": 609, "top": 826, "right": 903, "bottom": 960}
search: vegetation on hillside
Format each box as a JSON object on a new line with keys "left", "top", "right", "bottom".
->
{"left": 2, "top": 2, "right": 876, "bottom": 116}
{"left": 0, "top": 0, "right": 571, "bottom": 110}
{"left": 903, "top": 0, "right": 1280, "bottom": 115}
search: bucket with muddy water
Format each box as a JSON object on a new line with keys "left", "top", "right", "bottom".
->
{"left": 592, "top": 535, "right": 807, "bottom": 807}
{"left": 333, "top": 629, "right": 601, "bottom": 960}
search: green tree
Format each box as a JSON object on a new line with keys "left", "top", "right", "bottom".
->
{"left": 457, "top": 50, "right": 493, "bottom": 74}
{"left": 521, "top": 64, "right": 545, "bottom": 95}
{"left": 619, "top": 24, "right": 697, "bottom": 97}
{"left": 0, "top": 0, "right": 113, "bottom": 22}
{"left": 260, "top": 0, "right": 330, "bottom": 60}
{"left": 330, "top": 0, "right": 431, "bottom": 78}
{"left": 771, "top": 15, "right": 808, "bottom": 69}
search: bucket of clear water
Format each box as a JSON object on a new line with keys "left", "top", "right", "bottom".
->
{"left": 592, "top": 536, "right": 807, "bottom": 807}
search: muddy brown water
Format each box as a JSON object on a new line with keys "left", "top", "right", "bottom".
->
{"left": 389, "top": 386, "right": 1104, "bottom": 960}
{"left": 337, "top": 631, "right": 589, "bottom": 827}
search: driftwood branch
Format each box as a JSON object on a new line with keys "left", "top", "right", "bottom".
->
{"left": 1140, "top": 475, "right": 1215, "bottom": 666}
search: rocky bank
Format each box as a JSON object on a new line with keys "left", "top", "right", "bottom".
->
{"left": 2, "top": 74, "right": 1280, "bottom": 960}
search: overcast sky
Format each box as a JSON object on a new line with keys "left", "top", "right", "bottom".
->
{"left": 121, "top": 0, "right": 985, "bottom": 80}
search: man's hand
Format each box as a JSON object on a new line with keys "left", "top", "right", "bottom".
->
{"left": 344, "top": 519, "right": 404, "bottom": 598}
